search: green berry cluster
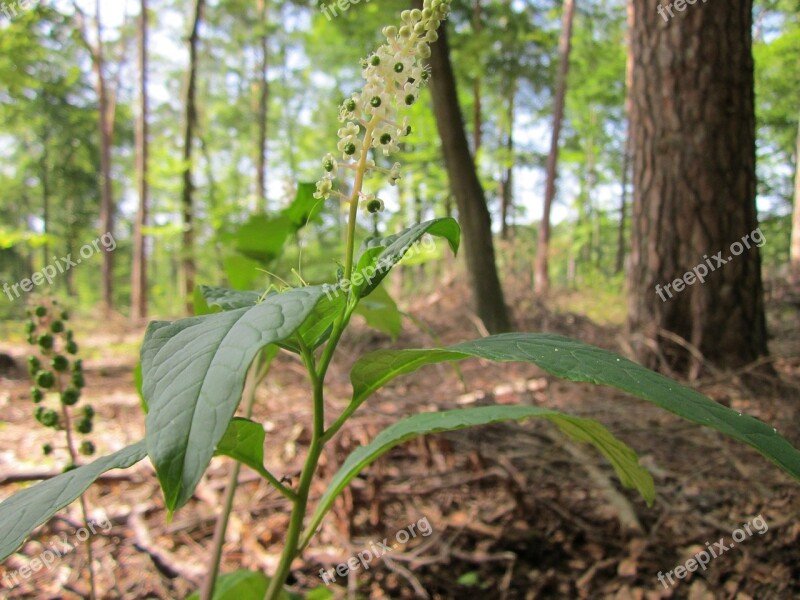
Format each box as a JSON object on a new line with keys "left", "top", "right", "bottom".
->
{"left": 25, "top": 299, "right": 95, "bottom": 460}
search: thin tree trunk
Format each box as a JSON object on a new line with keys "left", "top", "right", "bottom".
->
{"left": 534, "top": 0, "right": 577, "bottom": 295}
{"left": 255, "top": 0, "right": 269, "bottom": 210}
{"left": 472, "top": 0, "right": 482, "bottom": 154}
{"left": 428, "top": 20, "right": 511, "bottom": 333}
{"left": 616, "top": 0, "right": 634, "bottom": 275}
{"left": 627, "top": 0, "right": 767, "bottom": 376}
{"left": 790, "top": 118, "right": 800, "bottom": 280}
{"left": 181, "top": 0, "right": 203, "bottom": 314}
{"left": 132, "top": 0, "right": 149, "bottom": 320}
{"left": 501, "top": 78, "right": 515, "bottom": 240}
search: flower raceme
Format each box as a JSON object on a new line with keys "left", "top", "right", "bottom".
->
{"left": 313, "top": 0, "right": 452, "bottom": 213}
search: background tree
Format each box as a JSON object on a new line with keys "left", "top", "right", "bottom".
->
{"left": 627, "top": 0, "right": 768, "bottom": 376}
{"left": 131, "top": 0, "right": 149, "bottom": 320}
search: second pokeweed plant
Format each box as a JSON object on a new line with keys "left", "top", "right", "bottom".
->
{"left": 0, "top": 2, "right": 800, "bottom": 600}
{"left": 25, "top": 299, "right": 97, "bottom": 600}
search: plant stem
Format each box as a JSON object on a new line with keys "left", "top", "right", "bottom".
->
{"left": 343, "top": 118, "right": 378, "bottom": 280}
{"left": 201, "top": 355, "right": 272, "bottom": 600}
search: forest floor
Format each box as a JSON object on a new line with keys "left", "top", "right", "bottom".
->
{"left": 0, "top": 274, "right": 799, "bottom": 600}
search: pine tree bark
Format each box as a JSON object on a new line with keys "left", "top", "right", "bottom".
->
{"left": 132, "top": 0, "right": 149, "bottom": 320}
{"left": 181, "top": 0, "right": 203, "bottom": 314}
{"left": 428, "top": 22, "right": 511, "bottom": 333}
{"left": 534, "top": 0, "right": 577, "bottom": 295}
{"left": 627, "top": 0, "right": 768, "bottom": 376}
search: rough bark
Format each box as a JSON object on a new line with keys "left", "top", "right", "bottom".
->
{"left": 627, "top": 0, "right": 768, "bottom": 376}
{"left": 616, "top": 0, "right": 634, "bottom": 275}
{"left": 534, "top": 0, "right": 576, "bottom": 295}
{"left": 500, "top": 79, "right": 515, "bottom": 240}
{"left": 132, "top": 0, "right": 149, "bottom": 320}
{"left": 429, "top": 23, "right": 511, "bottom": 333}
{"left": 181, "top": 0, "right": 203, "bottom": 314}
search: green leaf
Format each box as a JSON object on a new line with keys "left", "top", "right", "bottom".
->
{"left": 353, "top": 284, "right": 402, "bottom": 340}
{"left": 194, "top": 285, "right": 262, "bottom": 314}
{"left": 279, "top": 290, "right": 346, "bottom": 353}
{"left": 302, "top": 406, "right": 653, "bottom": 547}
{"left": 142, "top": 286, "right": 325, "bottom": 513}
{"left": 222, "top": 254, "right": 263, "bottom": 290}
{"left": 350, "top": 218, "right": 460, "bottom": 298}
{"left": 282, "top": 182, "right": 324, "bottom": 231}
{"left": 348, "top": 333, "right": 800, "bottom": 482}
{"left": 185, "top": 569, "right": 284, "bottom": 600}
{"left": 231, "top": 214, "right": 292, "bottom": 264}
{"left": 133, "top": 361, "right": 147, "bottom": 413}
{"left": 214, "top": 418, "right": 271, "bottom": 480}
{"left": 0, "top": 442, "right": 147, "bottom": 562}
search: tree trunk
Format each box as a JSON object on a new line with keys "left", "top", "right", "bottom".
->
{"left": 132, "top": 0, "right": 149, "bottom": 320}
{"left": 255, "top": 0, "right": 269, "bottom": 211}
{"left": 501, "top": 78, "right": 515, "bottom": 240}
{"left": 627, "top": 0, "right": 768, "bottom": 376}
{"left": 616, "top": 0, "right": 634, "bottom": 275}
{"left": 429, "top": 22, "right": 511, "bottom": 333}
{"left": 181, "top": 0, "right": 203, "bottom": 314}
{"left": 534, "top": 0, "right": 577, "bottom": 295}
{"left": 472, "top": 0, "right": 482, "bottom": 154}
{"left": 790, "top": 118, "right": 800, "bottom": 280}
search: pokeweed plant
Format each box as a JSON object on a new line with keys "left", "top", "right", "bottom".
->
{"left": 24, "top": 299, "right": 97, "bottom": 599}
{"left": 1, "top": 2, "right": 800, "bottom": 598}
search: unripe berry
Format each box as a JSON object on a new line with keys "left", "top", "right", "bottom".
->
{"left": 35, "top": 370, "right": 55, "bottom": 389}
{"left": 37, "top": 333, "right": 54, "bottom": 350}
{"left": 31, "top": 387, "right": 44, "bottom": 403}
{"left": 61, "top": 387, "right": 80, "bottom": 406}
{"left": 79, "top": 441, "right": 95, "bottom": 456}
{"left": 50, "top": 320, "right": 64, "bottom": 334}
{"left": 51, "top": 355, "right": 69, "bottom": 372}
{"left": 34, "top": 306, "right": 47, "bottom": 318}
{"left": 76, "top": 418, "right": 93, "bottom": 434}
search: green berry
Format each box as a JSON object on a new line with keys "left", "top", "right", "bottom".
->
{"left": 405, "top": 94, "right": 415, "bottom": 106}
{"left": 405, "top": 125, "right": 412, "bottom": 136}
{"left": 60, "top": 310, "right": 69, "bottom": 321}
{"left": 41, "top": 409, "right": 59, "bottom": 428}
{"left": 34, "top": 306, "right": 47, "bottom": 318}
{"left": 76, "top": 418, "right": 93, "bottom": 434}
{"left": 37, "top": 333, "right": 54, "bottom": 350}
{"left": 380, "top": 133, "right": 392, "bottom": 145}
{"left": 344, "top": 143, "right": 356, "bottom": 156}
{"left": 25, "top": 321, "right": 36, "bottom": 335}
{"left": 66, "top": 330, "right": 74, "bottom": 341}
{"left": 34, "top": 406, "right": 46, "bottom": 422}
{"left": 79, "top": 441, "right": 95, "bottom": 456}
{"left": 323, "top": 158, "right": 334, "bottom": 172}
{"left": 370, "top": 96, "right": 382, "bottom": 108}
{"left": 61, "top": 387, "right": 80, "bottom": 406}
{"left": 421, "top": 70, "right": 430, "bottom": 82}
{"left": 367, "top": 199, "right": 384, "bottom": 214}
{"left": 73, "top": 359, "right": 83, "bottom": 371}
{"left": 71, "top": 372, "right": 85, "bottom": 389}
{"left": 394, "top": 62, "right": 404, "bottom": 73}
{"left": 35, "top": 370, "right": 55, "bottom": 389}
{"left": 344, "top": 99, "right": 356, "bottom": 112}
{"left": 50, "top": 320, "right": 65, "bottom": 334}
{"left": 27, "top": 356, "right": 41, "bottom": 376}
{"left": 66, "top": 340, "right": 78, "bottom": 354}
{"left": 31, "top": 387, "right": 44, "bottom": 403}
{"left": 83, "top": 405, "right": 95, "bottom": 419}
{"left": 52, "top": 355, "right": 69, "bottom": 372}
{"left": 42, "top": 443, "right": 53, "bottom": 456}
{"left": 370, "top": 55, "right": 380, "bottom": 66}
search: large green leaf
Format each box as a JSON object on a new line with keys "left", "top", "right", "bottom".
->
{"left": 0, "top": 442, "right": 147, "bottom": 562}
{"left": 194, "top": 285, "right": 262, "bottom": 315}
{"left": 353, "top": 284, "right": 402, "bottom": 340}
{"left": 142, "top": 286, "right": 325, "bottom": 513}
{"left": 283, "top": 182, "right": 324, "bottom": 231}
{"left": 279, "top": 291, "right": 346, "bottom": 354}
{"left": 350, "top": 218, "right": 460, "bottom": 298}
{"left": 301, "top": 407, "right": 653, "bottom": 547}
{"left": 348, "top": 333, "right": 800, "bottom": 481}
{"left": 231, "top": 214, "right": 292, "bottom": 264}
